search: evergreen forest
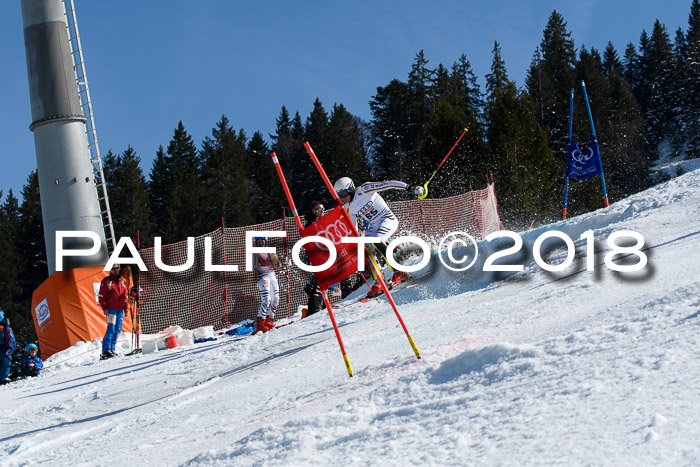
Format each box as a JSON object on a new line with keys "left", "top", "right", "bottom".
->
{"left": 2, "top": 4, "right": 699, "bottom": 364}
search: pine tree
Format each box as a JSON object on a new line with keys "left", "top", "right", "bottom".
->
{"left": 642, "top": 20, "right": 676, "bottom": 148}
{"left": 486, "top": 78, "right": 557, "bottom": 227}
{"left": 0, "top": 191, "right": 22, "bottom": 307}
{"left": 603, "top": 42, "right": 624, "bottom": 75}
{"left": 622, "top": 42, "right": 640, "bottom": 87}
{"left": 101, "top": 150, "right": 118, "bottom": 188}
{"left": 485, "top": 42, "right": 509, "bottom": 108}
{"left": 245, "top": 131, "right": 279, "bottom": 222}
{"left": 526, "top": 10, "right": 577, "bottom": 150}
{"left": 575, "top": 46, "right": 609, "bottom": 133}
{"left": 271, "top": 107, "right": 311, "bottom": 215}
{"left": 407, "top": 50, "right": 434, "bottom": 130}
{"left": 147, "top": 122, "right": 205, "bottom": 243}
{"left": 270, "top": 106, "right": 294, "bottom": 172}
{"left": 1, "top": 188, "right": 37, "bottom": 371}
{"left": 420, "top": 99, "right": 470, "bottom": 197}
{"left": 166, "top": 121, "right": 205, "bottom": 241}
{"left": 109, "top": 146, "right": 152, "bottom": 245}
{"left": 147, "top": 145, "right": 173, "bottom": 240}
{"left": 405, "top": 50, "right": 435, "bottom": 167}
{"left": 685, "top": 0, "right": 700, "bottom": 158}
{"left": 448, "top": 54, "right": 485, "bottom": 121}
{"left": 432, "top": 64, "right": 450, "bottom": 101}
{"left": 671, "top": 28, "right": 689, "bottom": 155}
{"left": 369, "top": 79, "right": 411, "bottom": 180}
{"left": 484, "top": 41, "right": 514, "bottom": 185}
{"left": 416, "top": 57, "right": 485, "bottom": 196}
{"left": 298, "top": 99, "right": 330, "bottom": 207}
{"left": 602, "top": 70, "right": 653, "bottom": 198}
{"left": 305, "top": 98, "right": 330, "bottom": 154}
{"left": 200, "top": 116, "right": 255, "bottom": 229}
{"left": 18, "top": 171, "right": 47, "bottom": 297}
{"left": 325, "top": 104, "right": 370, "bottom": 188}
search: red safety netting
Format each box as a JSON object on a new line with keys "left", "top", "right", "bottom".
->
{"left": 137, "top": 183, "right": 502, "bottom": 334}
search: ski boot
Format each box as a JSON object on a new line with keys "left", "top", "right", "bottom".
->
{"left": 252, "top": 317, "right": 266, "bottom": 335}
{"left": 366, "top": 281, "right": 383, "bottom": 298}
{"left": 389, "top": 271, "right": 410, "bottom": 287}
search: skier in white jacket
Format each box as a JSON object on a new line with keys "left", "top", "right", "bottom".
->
{"left": 333, "top": 177, "right": 425, "bottom": 296}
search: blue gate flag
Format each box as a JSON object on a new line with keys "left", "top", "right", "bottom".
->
{"left": 566, "top": 139, "right": 602, "bottom": 179}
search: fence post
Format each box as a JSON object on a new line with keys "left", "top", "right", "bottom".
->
{"left": 221, "top": 217, "right": 228, "bottom": 328}
{"left": 283, "top": 216, "right": 292, "bottom": 318}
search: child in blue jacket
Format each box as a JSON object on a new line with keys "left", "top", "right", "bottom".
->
{"left": 23, "top": 343, "right": 43, "bottom": 377}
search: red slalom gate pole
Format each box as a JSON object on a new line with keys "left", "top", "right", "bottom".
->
{"left": 436, "top": 128, "right": 468, "bottom": 172}
{"left": 304, "top": 142, "right": 421, "bottom": 360}
{"left": 321, "top": 291, "right": 353, "bottom": 376}
{"left": 270, "top": 152, "right": 354, "bottom": 377}
{"left": 418, "top": 128, "right": 468, "bottom": 199}
{"left": 270, "top": 152, "right": 304, "bottom": 232}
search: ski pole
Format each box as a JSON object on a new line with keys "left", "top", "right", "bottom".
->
{"left": 418, "top": 128, "right": 468, "bottom": 199}
{"left": 581, "top": 80, "right": 609, "bottom": 207}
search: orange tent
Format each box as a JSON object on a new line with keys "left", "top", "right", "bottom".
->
{"left": 31, "top": 266, "right": 134, "bottom": 358}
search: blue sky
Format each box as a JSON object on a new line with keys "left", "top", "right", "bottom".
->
{"left": 0, "top": 0, "right": 691, "bottom": 200}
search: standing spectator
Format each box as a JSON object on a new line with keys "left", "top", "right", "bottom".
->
{"left": 303, "top": 201, "right": 326, "bottom": 318}
{"left": 252, "top": 237, "right": 280, "bottom": 334}
{"left": 99, "top": 264, "right": 129, "bottom": 359}
{"left": 0, "top": 310, "right": 16, "bottom": 384}
{"left": 22, "top": 343, "right": 43, "bottom": 377}
{"left": 305, "top": 201, "right": 326, "bottom": 228}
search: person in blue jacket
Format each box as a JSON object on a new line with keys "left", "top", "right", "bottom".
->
{"left": 23, "top": 343, "right": 43, "bottom": 377}
{"left": 0, "top": 310, "right": 16, "bottom": 384}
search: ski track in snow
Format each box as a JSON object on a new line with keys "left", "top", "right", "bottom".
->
{"left": 1, "top": 169, "right": 700, "bottom": 466}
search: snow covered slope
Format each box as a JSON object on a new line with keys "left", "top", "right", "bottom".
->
{"left": 2, "top": 169, "right": 699, "bottom": 466}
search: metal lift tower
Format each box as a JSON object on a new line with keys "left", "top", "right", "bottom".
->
{"left": 20, "top": 0, "right": 109, "bottom": 274}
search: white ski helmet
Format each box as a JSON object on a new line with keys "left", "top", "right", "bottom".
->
{"left": 334, "top": 177, "right": 355, "bottom": 198}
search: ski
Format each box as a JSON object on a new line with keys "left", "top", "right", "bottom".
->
{"left": 220, "top": 319, "right": 298, "bottom": 339}
{"left": 331, "top": 296, "right": 381, "bottom": 310}
{"left": 332, "top": 268, "right": 431, "bottom": 309}
{"left": 366, "top": 280, "right": 419, "bottom": 299}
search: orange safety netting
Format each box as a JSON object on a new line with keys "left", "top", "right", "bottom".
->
{"left": 136, "top": 183, "right": 502, "bottom": 334}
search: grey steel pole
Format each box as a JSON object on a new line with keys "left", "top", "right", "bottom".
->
{"left": 21, "top": 0, "right": 108, "bottom": 274}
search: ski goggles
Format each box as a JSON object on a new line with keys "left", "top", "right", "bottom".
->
{"left": 336, "top": 189, "right": 351, "bottom": 198}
